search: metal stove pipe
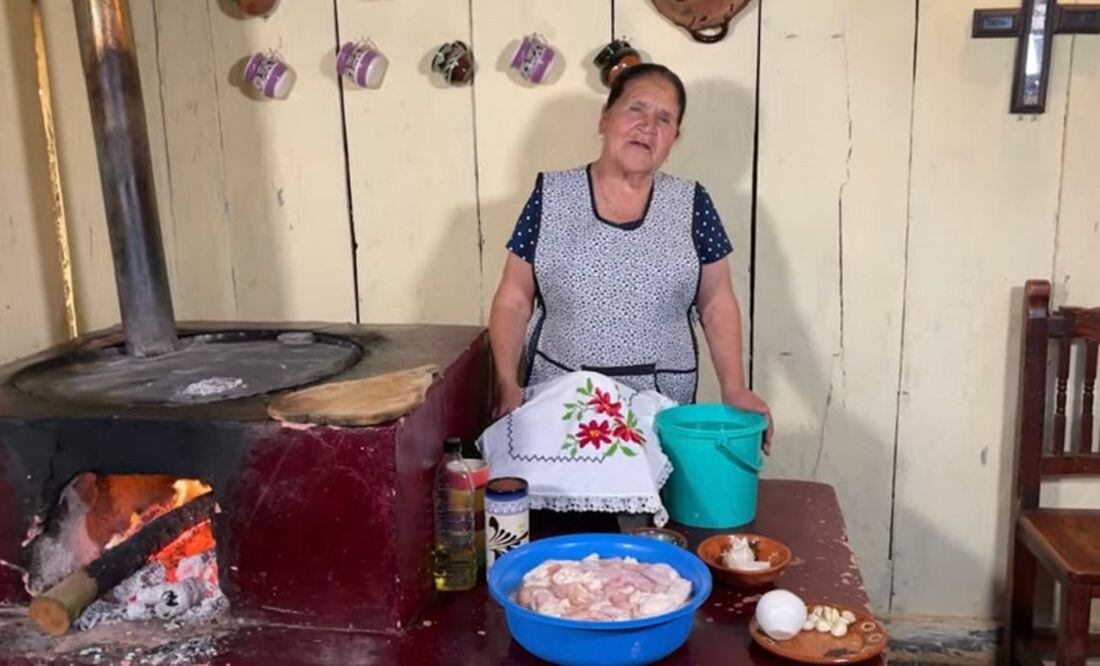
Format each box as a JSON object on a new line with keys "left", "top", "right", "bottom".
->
{"left": 72, "top": 0, "right": 177, "bottom": 357}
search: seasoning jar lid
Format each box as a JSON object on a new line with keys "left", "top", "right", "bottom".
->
{"left": 486, "top": 477, "right": 528, "bottom": 500}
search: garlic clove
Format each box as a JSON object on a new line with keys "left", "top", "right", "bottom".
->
{"left": 803, "top": 619, "right": 816, "bottom": 631}
{"left": 815, "top": 619, "right": 831, "bottom": 633}
{"left": 830, "top": 619, "right": 849, "bottom": 637}
{"left": 840, "top": 610, "right": 856, "bottom": 624}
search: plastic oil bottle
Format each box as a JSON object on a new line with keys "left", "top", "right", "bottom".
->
{"left": 433, "top": 437, "right": 477, "bottom": 591}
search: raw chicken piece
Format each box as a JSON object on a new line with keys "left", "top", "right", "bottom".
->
{"left": 641, "top": 562, "right": 678, "bottom": 587}
{"left": 519, "top": 585, "right": 572, "bottom": 617}
{"left": 516, "top": 554, "right": 692, "bottom": 621}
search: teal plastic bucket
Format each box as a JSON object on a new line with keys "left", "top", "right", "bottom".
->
{"left": 655, "top": 403, "right": 767, "bottom": 529}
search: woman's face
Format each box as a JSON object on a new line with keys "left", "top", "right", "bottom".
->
{"left": 598, "top": 75, "right": 681, "bottom": 175}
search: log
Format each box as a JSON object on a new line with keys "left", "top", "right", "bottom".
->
{"left": 29, "top": 492, "right": 215, "bottom": 636}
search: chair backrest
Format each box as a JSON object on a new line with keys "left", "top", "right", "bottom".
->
{"left": 1016, "top": 280, "right": 1100, "bottom": 510}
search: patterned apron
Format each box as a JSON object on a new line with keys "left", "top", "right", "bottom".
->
{"left": 523, "top": 166, "right": 701, "bottom": 404}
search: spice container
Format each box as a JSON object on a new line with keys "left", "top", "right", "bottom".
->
{"left": 485, "top": 477, "right": 529, "bottom": 569}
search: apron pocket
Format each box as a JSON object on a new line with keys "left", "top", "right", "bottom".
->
{"left": 580, "top": 363, "right": 658, "bottom": 394}
{"left": 654, "top": 370, "right": 698, "bottom": 405}
{"left": 528, "top": 350, "right": 572, "bottom": 386}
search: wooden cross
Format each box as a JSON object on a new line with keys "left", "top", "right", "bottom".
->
{"left": 973, "top": 0, "right": 1100, "bottom": 113}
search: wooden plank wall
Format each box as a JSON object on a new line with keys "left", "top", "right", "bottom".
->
{"left": 0, "top": 1, "right": 68, "bottom": 364}
{"left": 753, "top": 0, "right": 915, "bottom": 610}
{"left": 3, "top": 0, "right": 1099, "bottom": 620}
{"left": 39, "top": 0, "right": 356, "bottom": 327}
{"left": 338, "top": 0, "right": 481, "bottom": 325}
{"left": 892, "top": 0, "right": 1100, "bottom": 618}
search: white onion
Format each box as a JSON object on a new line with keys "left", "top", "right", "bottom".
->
{"left": 754, "top": 589, "right": 807, "bottom": 641}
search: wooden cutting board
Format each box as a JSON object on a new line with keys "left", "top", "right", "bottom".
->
{"left": 266, "top": 365, "right": 438, "bottom": 426}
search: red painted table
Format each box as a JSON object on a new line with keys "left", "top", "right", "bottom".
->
{"left": 205, "top": 479, "right": 883, "bottom": 665}
{"left": 0, "top": 480, "right": 883, "bottom": 665}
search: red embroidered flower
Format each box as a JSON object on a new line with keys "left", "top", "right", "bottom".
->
{"left": 587, "top": 388, "right": 623, "bottom": 419}
{"left": 576, "top": 420, "right": 612, "bottom": 449}
{"left": 613, "top": 419, "right": 645, "bottom": 445}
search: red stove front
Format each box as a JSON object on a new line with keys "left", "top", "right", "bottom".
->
{"left": 0, "top": 323, "right": 491, "bottom": 636}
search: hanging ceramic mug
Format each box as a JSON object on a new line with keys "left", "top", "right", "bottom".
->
{"left": 432, "top": 40, "right": 475, "bottom": 86}
{"left": 509, "top": 33, "right": 557, "bottom": 85}
{"left": 593, "top": 39, "right": 642, "bottom": 87}
{"left": 243, "top": 51, "right": 296, "bottom": 100}
{"left": 232, "top": 0, "right": 280, "bottom": 18}
{"left": 337, "top": 39, "right": 389, "bottom": 89}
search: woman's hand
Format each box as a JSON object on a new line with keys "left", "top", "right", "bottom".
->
{"left": 493, "top": 382, "right": 524, "bottom": 419}
{"left": 722, "top": 387, "right": 774, "bottom": 454}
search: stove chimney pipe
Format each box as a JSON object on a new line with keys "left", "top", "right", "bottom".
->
{"left": 72, "top": 0, "right": 177, "bottom": 357}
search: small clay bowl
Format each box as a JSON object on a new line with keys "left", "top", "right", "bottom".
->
{"left": 627, "top": 527, "right": 689, "bottom": 549}
{"left": 697, "top": 534, "right": 791, "bottom": 587}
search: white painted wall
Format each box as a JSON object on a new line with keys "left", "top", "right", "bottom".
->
{"left": 3, "top": 0, "right": 1099, "bottom": 622}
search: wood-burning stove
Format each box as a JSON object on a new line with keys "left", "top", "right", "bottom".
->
{"left": 0, "top": 322, "right": 491, "bottom": 634}
{"left": 0, "top": 0, "right": 492, "bottom": 637}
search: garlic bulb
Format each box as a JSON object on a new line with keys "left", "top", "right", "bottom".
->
{"left": 722, "top": 536, "right": 756, "bottom": 569}
{"left": 754, "top": 589, "right": 807, "bottom": 641}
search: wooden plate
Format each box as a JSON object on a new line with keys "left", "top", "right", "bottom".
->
{"left": 749, "top": 601, "right": 887, "bottom": 664}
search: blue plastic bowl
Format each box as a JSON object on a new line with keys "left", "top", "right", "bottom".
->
{"left": 487, "top": 533, "right": 713, "bottom": 665}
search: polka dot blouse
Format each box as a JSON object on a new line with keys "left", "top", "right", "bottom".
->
{"left": 506, "top": 172, "right": 733, "bottom": 264}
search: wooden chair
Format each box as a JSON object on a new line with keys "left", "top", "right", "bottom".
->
{"left": 1005, "top": 280, "right": 1100, "bottom": 665}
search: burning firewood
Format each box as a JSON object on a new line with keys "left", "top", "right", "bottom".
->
{"left": 28, "top": 493, "right": 215, "bottom": 636}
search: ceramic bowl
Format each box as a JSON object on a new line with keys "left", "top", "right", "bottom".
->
{"left": 626, "top": 527, "right": 689, "bottom": 549}
{"left": 696, "top": 533, "right": 791, "bottom": 587}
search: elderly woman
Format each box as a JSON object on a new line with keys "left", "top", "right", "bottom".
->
{"left": 489, "top": 63, "right": 772, "bottom": 448}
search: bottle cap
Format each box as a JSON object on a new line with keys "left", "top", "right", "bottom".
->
{"left": 443, "top": 437, "right": 462, "bottom": 454}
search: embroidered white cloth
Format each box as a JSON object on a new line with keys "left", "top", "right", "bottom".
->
{"left": 477, "top": 371, "right": 677, "bottom": 526}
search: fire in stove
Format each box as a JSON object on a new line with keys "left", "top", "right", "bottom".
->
{"left": 25, "top": 474, "right": 226, "bottom": 635}
{"left": 103, "top": 479, "right": 212, "bottom": 549}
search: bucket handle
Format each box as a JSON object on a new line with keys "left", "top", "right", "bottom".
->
{"left": 717, "top": 438, "right": 763, "bottom": 473}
